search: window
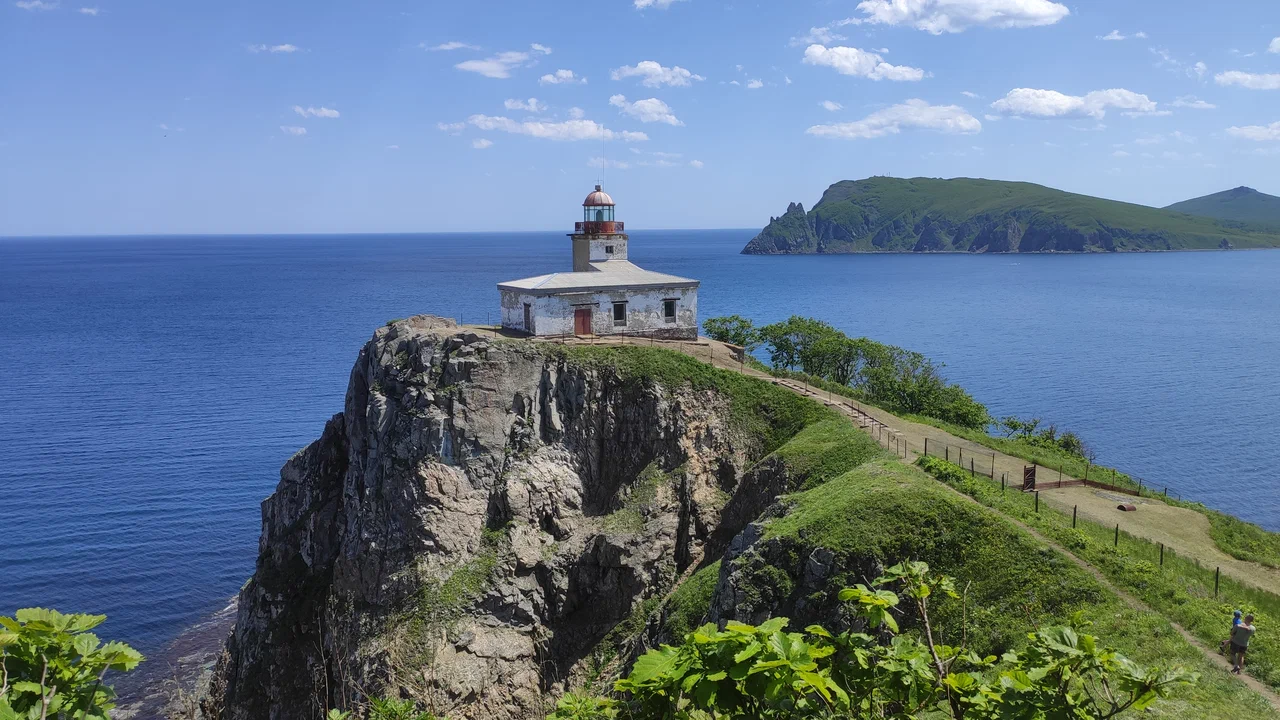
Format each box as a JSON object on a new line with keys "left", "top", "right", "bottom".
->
{"left": 613, "top": 301, "right": 627, "bottom": 326}
{"left": 605, "top": 245, "right": 614, "bottom": 254}
{"left": 663, "top": 299, "right": 677, "bottom": 322}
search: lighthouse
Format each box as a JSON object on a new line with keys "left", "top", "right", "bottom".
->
{"left": 498, "top": 186, "right": 699, "bottom": 339}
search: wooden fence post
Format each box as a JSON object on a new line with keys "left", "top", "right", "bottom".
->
{"left": 1072, "top": 505, "right": 1077, "bottom": 528}
{"left": 1114, "top": 524, "right": 1119, "bottom": 548}
{"left": 1035, "top": 492, "right": 1040, "bottom": 513}
{"left": 992, "top": 453, "right": 997, "bottom": 479}
{"left": 946, "top": 447, "right": 950, "bottom": 463}
{"left": 970, "top": 458, "right": 975, "bottom": 478}
{"left": 924, "top": 438, "right": 929, "bottom": 457}
{"left": 1215, "top": 567, "right": 1220, "bottom": 598}
{"left": 1160, "top": 543, "right": 1164, "bottom": 566}
{"left": 1001, "top": 474, "right": 1006, "bottom": 494}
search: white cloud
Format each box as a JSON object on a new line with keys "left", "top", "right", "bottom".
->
{"left": 456, "top": 51, "right": 532, "bottom": 79}
{"left": 540, "top": 69, "right": 586, "bottom": 85}
{"left": 852, "top": 0, "right": 1068, "bottom": 34}
{"left": 427, "top": 41, "right": 479, "bottom": 51}
{"left": 293, "top": 106, "right": 340, "bottom": 119}
{"left": 280, "top": 126, "right": 307, "bottom": 136}
{"left": 802, "top": 44, "right": 926, "bottom": 82}
{"left": 634, "top": 0, "right": 686, "bottom": 8}
{"left": 472, "top": 138, "right": 493, "bottom": 149}
{"left": 588, "top": 157, "right": 630, "bottom": 169}
{"left": 1215, "top": 71, "right": 1280, "bottom": 90}
{"left": 249, "top": 44, "right": 300, "bottom": 54}
{"left": 609, "top": 95, "right": 683, "bottom": 125}
{"left": 1135, "top": 31, "right": 1148, "bottom": 38}
{"left": 1171, "top": 95, "right": 1216, "bottom": 110}
{"left": 806, "top": 99, "right": 981, "bottom": 139}
{"left": 158, "top": 123, "right": 169, "bottom": 131}
{"left": 790, "top": 26, "right": 846, "bottom": 47}
{"left": 1193, "top": 61, "right": 1207, "bottom": 79}
{"left": 1227, "top": 121, "right": 1280, "bottom": 142}
{"left": 746, "top": 78, "right": 764, "bottom": 89}
{"left": 785, "top": 76, "right": 792, "bottom": 85}
{"left": 961, "top": 91, "right": 980, "bottom": 98}
{"left": 729, "top": 80, "right": 740, "bottom": 86}
{"left": 689, "top": 159, "right": 704, "bottom": 169}
{"left": 568, "top": 107, "right": 585, "bottom": 119}
{"left": 530, "top": 43, "right": 552, "bottom": 55}
{"left": 820, "top": 100, "right": 844, "bottom": 111}
{"left": 1270, "top": 38, "right": 1280, "bottom": 54}
{"left": 437, "top": 121, "right": 465, "bottom": 134}
{"left": 984, "top": 114, "right": 1001, "bottom": 121}
{"left": 1099, "top": 30, "right": 1126, "bottom": 41}
{"left": 1112, "top": 150, "right": 1130, "bottom": 157}
{"left": 468, "top": 114, "right": 648, "bottom": 142}
{"left": 78, "top": 6, "right": 98, "bottom": 14}
{"left": 990, "top": 88, "right": 1158, "bottom": 119}
{"left": 16, "top": 1, "right": 58, "bottom": 10}
{"left": 386, "top": 145, "right": 400, "bottom": 150}
{"left": 611, "top": 61, "right": 705, "bottom": 87}
{"left": 504, "top": 97, "right": 547, "bottom": 113}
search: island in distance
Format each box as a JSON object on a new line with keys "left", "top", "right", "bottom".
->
{"left": 741, "top": 176, "right": 1280, "bottom": 255}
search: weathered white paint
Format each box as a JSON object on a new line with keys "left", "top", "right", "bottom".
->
{"left": 501, "top": 285, "right": 697, "bottom": 339}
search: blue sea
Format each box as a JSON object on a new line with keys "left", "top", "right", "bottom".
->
{"left": 3, "top": 231, "right": 1280, "bottom": 696}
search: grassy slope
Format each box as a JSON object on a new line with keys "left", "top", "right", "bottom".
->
{"left": 919, "top": 455, "right": 1280, "bottom": 700}
{"left": 745, "top": 176, "right": 1280, "bottom": 253}
{"left": 761, "top": 459, "right": 1279, "bottom": 718}
{"left": 1167, "top": 187, "right": 1280, "bottom": 226}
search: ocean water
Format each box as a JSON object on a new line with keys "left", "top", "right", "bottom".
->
{"left": 3, "top": 230, "right": 1280, "bottom": 689}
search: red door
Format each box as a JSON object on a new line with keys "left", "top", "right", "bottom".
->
{"left": 574, "top": 308, "right": 592, "bottom": 335}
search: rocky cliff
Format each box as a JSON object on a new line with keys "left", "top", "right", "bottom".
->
{"left": 208, "top": 316, "right": 837, "bottom": 720}
{"left": 742, "top": 176, "right": 1280, "bottom": 254}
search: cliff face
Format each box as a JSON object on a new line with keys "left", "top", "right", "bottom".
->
{"left": 211, "top": 316, "right": 779, "bottom": 720}
{"left": 742, "top": 176, "right": 1280, "bottom": 254}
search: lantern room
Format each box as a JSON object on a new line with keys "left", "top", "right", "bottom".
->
{"left": 583, "top": 185, "right": 615, "bottom": 223}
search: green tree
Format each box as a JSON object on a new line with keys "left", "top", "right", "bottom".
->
{"left": 702, "top": 316, "right": 760, "bottom": 351}
{"left": 550, "top": 562, "right": 1194, "bottom": 719}
{"left": 0, "top": 608, "right": 143, "bottom": 720}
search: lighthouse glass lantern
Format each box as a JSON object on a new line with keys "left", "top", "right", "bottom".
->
{"left": 583, "top": 185, "right": 615, "bottom": 224}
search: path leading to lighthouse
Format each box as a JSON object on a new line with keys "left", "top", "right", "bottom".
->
{"left": 464, "top": 326, "right": 1280, "bottom": 599}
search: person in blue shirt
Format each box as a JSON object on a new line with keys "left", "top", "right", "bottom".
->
{"left": 1219, "top": 609, "right": 1243, "bottom": 655}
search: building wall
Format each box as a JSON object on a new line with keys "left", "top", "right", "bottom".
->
{"left": 588, "top": 236, "right": 628, "bottom": 263}
{"left": 500, "top": 286, "right": 698, "bottom": 340}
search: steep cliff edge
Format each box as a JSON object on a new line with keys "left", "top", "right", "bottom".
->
{"left": 208, "top": 316, "right": 842, "bottom": 720}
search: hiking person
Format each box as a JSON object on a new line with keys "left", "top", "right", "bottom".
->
{"left": 1220, "top": 609, "right": 1243, "bottom": 654}
{"left": 1229, "top": 614, "right": 1256, "bottom": 674}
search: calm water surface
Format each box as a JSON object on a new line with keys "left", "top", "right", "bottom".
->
{"left": 2, "top": 231, "right": 1279, "bottom": 679}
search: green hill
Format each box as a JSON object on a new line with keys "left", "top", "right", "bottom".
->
{"left": 1165, "top": 186, "right": 1280, "bottom": 226}
{"left": 742, "top": 176, "right": 1280, "bottom": 254}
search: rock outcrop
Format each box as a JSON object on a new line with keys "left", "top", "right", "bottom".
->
{"left": 209, "top": 316, "right": 778, "bottom": 720}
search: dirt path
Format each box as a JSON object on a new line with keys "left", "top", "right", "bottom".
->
{"left": 514, "top": 332, "right": 1280, "bottom": 599}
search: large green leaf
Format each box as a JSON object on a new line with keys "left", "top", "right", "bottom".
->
{"left": 627, "top": 646, "right": 684, "bottom": 684}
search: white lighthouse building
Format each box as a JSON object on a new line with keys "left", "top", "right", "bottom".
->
{"left": 498, "top": 186, "right": 699, "bottom": 340}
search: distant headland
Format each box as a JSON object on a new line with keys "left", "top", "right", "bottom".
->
{"left": 742, "top": 176, "right": 1280, "bottom": 255}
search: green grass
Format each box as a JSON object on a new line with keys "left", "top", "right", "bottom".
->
{"left": 662, "top": 561, "right": 721, "bottom": 640}
{"left": 749, "top": 458, "right": 1279, "bottom": 717}
{"left": 546, "top": 344, "right": 837, "bottom": 457}
{"left": 918, "top": 455, "right": 1280, "bottom": 693}
{"left": 745, "top": 176, "right": 1280, "bottom": 254}
{"left": 1208, "top": 511, "right": 1280, "bottom": 569}
{"left": 768, "top": 417, "right": 886, "bottom": 489}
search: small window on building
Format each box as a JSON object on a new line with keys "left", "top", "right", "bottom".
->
{"left": 605, "top": 245, "right": 615, "bottom": 254}
{"left": 663, "top": 299, "right": 677, "bottom": 322}
{"left": 613, "top": 301, "right": 627, "bottom": 326}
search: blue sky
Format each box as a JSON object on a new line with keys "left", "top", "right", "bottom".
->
{"left": 2, "top": 0, "right": 1279, "bottom": 235}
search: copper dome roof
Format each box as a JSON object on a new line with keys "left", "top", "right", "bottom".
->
{"left": 583, "top": 185, "right": 615, "bottom": 206}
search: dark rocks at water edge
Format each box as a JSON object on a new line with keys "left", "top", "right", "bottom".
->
{"left": 204, "top": 315, "right": 826, "bottom": 720}
{"left": 741, "top": 176, "right": 1280, "bottom": 255}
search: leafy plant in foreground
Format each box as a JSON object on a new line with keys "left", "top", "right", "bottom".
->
{"left": 552, "top": 562, "right": 1194, "bottom": 719}
{"left": 0, "top": 608, "right": 143, "bottom": 720}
